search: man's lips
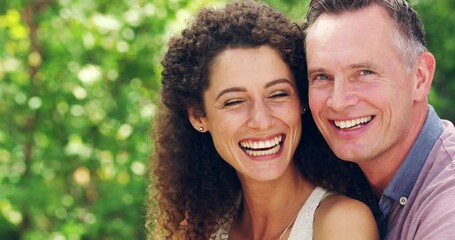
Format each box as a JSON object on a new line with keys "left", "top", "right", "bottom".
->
{"left": 333, "top": 116, "right": 373, "bottom": 129}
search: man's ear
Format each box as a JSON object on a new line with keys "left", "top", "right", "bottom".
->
{"left": 188, "top": 107, "right": 208, "bottom": 132}
{"left": 413, "top": 51, "right": 435, "bottom": 101}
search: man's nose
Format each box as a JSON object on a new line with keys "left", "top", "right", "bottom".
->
{"left": 327, "top": 80, "right": 359, "bottom": 112}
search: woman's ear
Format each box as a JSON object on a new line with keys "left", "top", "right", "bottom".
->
{"left": 188, "top": 107, "right": 208, "bottom": 133}
{"left": 300, "top": 103, "right": 308, "bottom": 115}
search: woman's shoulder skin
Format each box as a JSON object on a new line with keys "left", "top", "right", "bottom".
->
{"left": 313, "top": 194, "right": 379, "bottom": 240}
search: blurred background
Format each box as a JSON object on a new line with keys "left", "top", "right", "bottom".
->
{"left": 0, "top": 0, "right": 453, "bottom": 239}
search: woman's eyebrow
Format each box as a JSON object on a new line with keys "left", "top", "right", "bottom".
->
{"left": 265, "top": 78, "right": 293, "bottom": 88}
{"left": 215, "top": 87, "right": 246, "bottom": 101}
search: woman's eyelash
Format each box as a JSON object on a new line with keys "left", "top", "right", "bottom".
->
{"left": 223, "top": 99, "right": 244, "bottom": 107}
{"left": 222, "top": 90, "right": 290, "bottom": 107}
{"left": 270, "top": 92, "right": 289, "bottom": 98}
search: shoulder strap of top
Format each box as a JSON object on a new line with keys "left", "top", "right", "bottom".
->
{"left": 287, "top": 186, "right": 331, "bottom": 240}
{"left": 211, "top": 187, "right": 333, "bottom": 240}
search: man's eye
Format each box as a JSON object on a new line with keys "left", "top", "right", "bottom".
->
{"left": 315, "top": 74, "right": 329, "bottom": 80}
{"left": 360, "top": 70, "right": 374, "bottom": 75}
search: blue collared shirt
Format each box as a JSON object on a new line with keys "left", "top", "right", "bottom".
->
{"left": 378, "top": 105, "right": 444, "bottom": 238}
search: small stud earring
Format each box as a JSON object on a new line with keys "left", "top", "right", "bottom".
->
{"left": 199, "top": 127, "right": 204, "bottom": 132}
{"left": 301, "top": 107, "right": 307, "bottom": 115}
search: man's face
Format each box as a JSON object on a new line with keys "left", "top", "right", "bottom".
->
{"left": 305, "top": 5, "right": 421, "bottom": 167}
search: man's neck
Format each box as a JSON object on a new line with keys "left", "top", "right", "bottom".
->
{"left": 360, "top": 161, "right": 401, "bottom": 198}
{"left": 360, "top": 105, "right": 429, "bottom": 198}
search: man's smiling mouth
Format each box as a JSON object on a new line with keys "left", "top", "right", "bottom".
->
{"left": 239, "top": 135, "right": 283, "bottom": 157}
{"left": 334, "top": 116, "right": 372, "bottom": 129}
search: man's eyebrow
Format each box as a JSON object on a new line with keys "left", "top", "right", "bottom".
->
{"left": 307, "top": 62, "right": 377, "bottom": 75}
{"left": 307, "top": 67, "right": 327, "bottom": 75}
{"left": 349, "top": 62, "right": 375, "bottom": 69}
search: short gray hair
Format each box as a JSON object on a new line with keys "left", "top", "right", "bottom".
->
{"left": 304, "top": 0, "right": 427, "bottom": 70}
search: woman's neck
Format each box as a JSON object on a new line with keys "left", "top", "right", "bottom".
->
{"left": 232, "top": 165, "right": 316, "bottom": 239}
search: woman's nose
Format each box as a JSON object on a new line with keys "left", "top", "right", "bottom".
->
{"left": 247, "top": 100, "right": 274, "bottom": 130}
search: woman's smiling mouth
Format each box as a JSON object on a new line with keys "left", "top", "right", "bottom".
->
{"left": 239, "top": 134, "right": 283, "bottom": 157}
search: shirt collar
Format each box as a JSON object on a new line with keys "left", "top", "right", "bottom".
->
{"left": 380, "top": 105, "right": 444, "bottom": 210}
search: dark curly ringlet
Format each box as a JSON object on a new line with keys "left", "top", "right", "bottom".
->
{"left": 147, "top": 1, "right": 377, "bottom": 239}
{"left": 161, "top": 2, "right": 306, "bottom": 117}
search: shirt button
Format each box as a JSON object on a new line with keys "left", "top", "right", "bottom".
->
{"left": 399, "top": 197, "right": 408, "bottom": 206}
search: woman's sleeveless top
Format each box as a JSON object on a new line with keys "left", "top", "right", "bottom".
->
{"left": 211, "top": 186, "right": 332, "bottom": 240}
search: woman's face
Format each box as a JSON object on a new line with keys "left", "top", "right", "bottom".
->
{"left": 191, "top": 45, "right": 302, "bottom": 182}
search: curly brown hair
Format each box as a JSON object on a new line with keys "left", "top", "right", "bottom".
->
{"left": 147, "top": 1, "right": 377, "bottom": 239}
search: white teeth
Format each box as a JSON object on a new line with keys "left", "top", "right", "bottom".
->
{"left": 245, "top": 145, "right": 281, "bottom": 156}
{"left": 334, "top": 116, "right": 372, "bottom": 129}
{"left": 240, "top": 135, "right": 282, "bottom": 157}
{"left": 240, "top": 135, "right": 282, "bottom": 149}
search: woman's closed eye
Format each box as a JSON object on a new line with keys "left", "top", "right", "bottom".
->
{"left": 269, "top": 90, "right": 290, "bottom": 99}
{"left": 223, "top": 99, "right": 245, "bottom": 107}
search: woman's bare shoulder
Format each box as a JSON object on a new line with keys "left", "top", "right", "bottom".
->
{"left": 313, "top": 194, "right": 379, "bottom": 240}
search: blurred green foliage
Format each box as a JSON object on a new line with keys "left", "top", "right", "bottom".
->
{"left": 0, "top": 0, "right": 453, "bottom": 239}
{"left": 415, "top": 0, "right": 455, "bottom": 119}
